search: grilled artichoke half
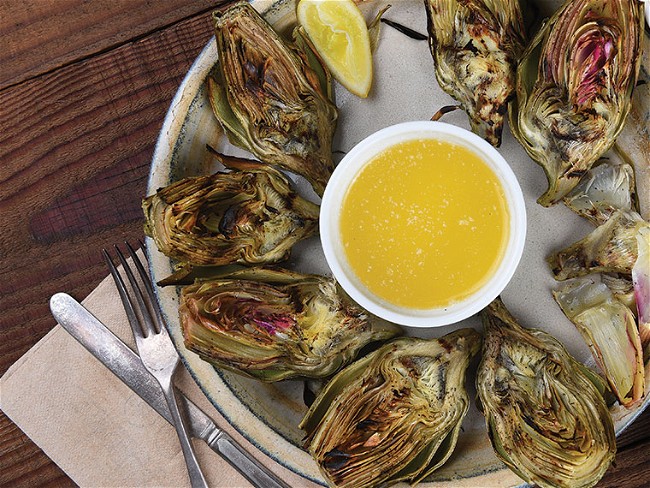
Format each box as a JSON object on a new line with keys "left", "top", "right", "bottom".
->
{"left": 143, "top": 153, "right": 319, "bottom": 267}
{"left": 548, "top": 210, "right": 650, "bottom": 280}
{"left": 510, "top": 0, "right": 643, "bottom": 206}
{"left": 179, "top": 267, "right": 401, "bottom": 382}
{"left": 209, "top": 2, "right": 338, "bottom": 196}
{"left": 477, "top": 298, "right": 616, "bottom": 488}
{"left": 424, "top": 0, "right": 526, "bottom": 147}
{"left": 554, "top": 277, "right": 644, "bottom": 407}
{"left": 300, "top": 330, "right": 481, "bottom": 488}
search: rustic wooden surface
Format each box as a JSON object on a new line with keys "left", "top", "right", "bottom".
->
{"left": 1, "top": 1, "right": 649, "bottom": 487}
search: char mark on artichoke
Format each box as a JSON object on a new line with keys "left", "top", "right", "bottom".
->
{"left": 300, "top": 329, "right": 481, "bottom": 488}
{"left": 509, "top": 0, "right": 643, "bottom": 206}
{"left": 548, "top": 210, "right": 650, "bottom": 280}
{"left": 424, "top": 0, "right": 527, "bottom": 147}
{"left": 563, "top": 158, "right": 636, "bottom": 226}
{"left": 209, "top": 2, "right": 338, "bottom": 196}
{"left": 477, "top": 298, "right": 616, "bottom": 488}
{"left": 143, "top": 152, "right": 320, "bottom": 267}
{"left": 179, "top": 267, "right": 401, "bottom": 382}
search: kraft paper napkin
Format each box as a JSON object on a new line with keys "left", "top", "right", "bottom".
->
{"left": 0, "top": 260, "right": 316, "bottom": 488}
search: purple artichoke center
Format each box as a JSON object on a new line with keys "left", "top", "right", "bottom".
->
{"left": 204, "top": 294, "right": 296, "bottom": 335}
{"left": 573, "top": 31, "right": 614, "bottom": 105}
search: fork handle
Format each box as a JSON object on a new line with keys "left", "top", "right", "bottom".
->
{"left": 163, "top": 385, "right": 209, "bottom": 488}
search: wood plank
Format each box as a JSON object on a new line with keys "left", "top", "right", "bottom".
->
{"left": 2, "top": 1, "right": 650, "bottom": 486}
{"left": 0, "top": 8, "right": 219, "bottom": 485}
{"left": 599, "top": 439, "right": 650, "bottom": 488}
{"left": 0, "top": 411, "right": 73, "bottom": 488}
{"left": 0, "top": 0, "right": 220, "bottom": 89}
{"left": 0, "top": 8, "right": 216, "bottom": 377}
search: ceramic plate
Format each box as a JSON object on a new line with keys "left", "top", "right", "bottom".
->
{"left": 146, "top": 1, "right": 650, "bottom": 486}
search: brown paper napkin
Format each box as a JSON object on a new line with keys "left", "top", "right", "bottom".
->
{"left": 0, "top": 269, "right": 316, "bottom": 488}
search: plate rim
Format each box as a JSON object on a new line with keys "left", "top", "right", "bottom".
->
{"left": 145, "top": 0, "right": 650, "bottom": 485}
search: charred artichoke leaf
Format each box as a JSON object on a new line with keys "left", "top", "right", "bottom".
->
{"left": 424, "top": 0, "right": 526, "bottom": 147}
{"left": 477, "top": 298, "right": 616, "bottom": 488}
{"left": 209, "top": 2, "right": 338, "bottom": 196}
{"left": 179, "top": 267, "right": 401, "bottom": 382}
{"left": 554, "top": 277, "right": 644, "bottom": 407}
{"left": 143, "top": 153, "right": 319, "bottom": 267}
{"left": 300, "top": 330, "right": 481, "bottom": 488}
{"left": 206, "top": 67, "right": 254, "bottom": 153}
{"left": 633, "top": 226, "right": 650, "bottom": 361}
{"left": 548, "top": 210, "right": 650, "bottom": 280}
{"left": 563, "top": 159, "right": 636, "bottom": 226}
{"left": 510, "top": 0, "right": 643, "bottom": 206}
{"left": 292, "top": 26, "right": 333, "bottom": 101}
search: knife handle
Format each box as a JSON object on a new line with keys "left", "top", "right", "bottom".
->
{"left": 209, "top": 431, "right": 291, "bottom": 488}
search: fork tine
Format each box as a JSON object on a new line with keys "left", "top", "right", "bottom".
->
{"left": 125, "top": 241, "right": 165, "bottom": 327}
{"left": 103, "top": 248, "right": 144, "bottom": 339}
{"left": 113, "top": 245, "right": 158, "bottom": 336}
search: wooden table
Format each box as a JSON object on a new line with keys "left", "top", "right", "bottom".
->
{"left": 1, "top": 1, "right": 649, "bottom": 486}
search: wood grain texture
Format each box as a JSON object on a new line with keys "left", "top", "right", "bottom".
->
{"left": 0, "top": 8, "right": 216, "bottom": 377}
{"left": 599, "top": 439, "right": 650, "bottom": 488}
{"left": 0, "top": 0, "right": 218, "bottom": 89}
{"left": 0, "top": 411, "right": 73, "bottom": 488}
{"left": 0, "top": 3, "right": 217, "bottom": 485}
{"left": 1, "top": 0, "right": 649, "bottom": 487}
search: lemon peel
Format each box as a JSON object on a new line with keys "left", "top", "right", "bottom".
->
{"left": 297, "top": 0, "right": 373, "bottom": 98}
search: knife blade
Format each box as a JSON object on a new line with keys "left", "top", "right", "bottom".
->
{"left": 49, "top": 292, "right": 291, "bottom": 488}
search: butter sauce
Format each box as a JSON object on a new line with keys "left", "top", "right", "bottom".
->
{"left": 340, "top": 138, "right": 509, "bottom": 309}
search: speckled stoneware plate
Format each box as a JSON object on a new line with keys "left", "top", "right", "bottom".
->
{"left": 146, "top": 1, "right": 650, "bottom": 486}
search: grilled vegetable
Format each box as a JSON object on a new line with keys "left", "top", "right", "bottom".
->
{"left": 554, "top": 277, "right": 644, "bottom": 407}
{"left": 300, "top": 329, "right": 481, "bottom": 488}
{"left": 510, "top": 0, "right": 643, "bottom": 206}
{"left": 179, "top": 267, "right": 401, "bottom": 382}
{"left": 143, "top": 153, "right": 319, "bottom": 267}
{"left": 549, "top": 210, "right": 650, "bottom": 280}
{"left": 209, "top": 2, "right": 338, "bottom": 196}
{"left": 633, "top": 226, "right": 650, "bottom": 361}
{"left": 424, "top": 0, "right": 526, "bottom": 147}
{"left": 563, "top": 159, "right": 636, "bottom": 226}
{"left": 477, "top": 298, "right": 616, "bottom": 488}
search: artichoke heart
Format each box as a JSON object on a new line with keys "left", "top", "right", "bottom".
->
{"left": 548, "top": 210, "right": 650, "bottom": 280}
{"left": 510, "top": 0, "right": 643, "bottom": 206}
{"left": 554, "top": 277, "right": 644, "bottom": 407}
{"left": 424, "top": 0, "right": 526, "bottom": 147}
{"left": 300, "top": 329, "right": 481, "bottom": 488}
{"left": 209, "top": 2, "right": 338, "bottom": 196}
{"left": 143, "top": 153, "right": 319, "bottom": 267}
{"left": 477, "top": 298, "right": 616, "bottom": 488}
{"left": 179, "top": 267, "right": 401, "bottom": 382}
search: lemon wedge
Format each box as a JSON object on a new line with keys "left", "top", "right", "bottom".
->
{"left": 297, "top": 0, "right": 373, "bottom": 98}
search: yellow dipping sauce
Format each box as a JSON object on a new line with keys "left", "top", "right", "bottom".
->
{"left": 340, "top": 138, "right": 509, "bottom": 309}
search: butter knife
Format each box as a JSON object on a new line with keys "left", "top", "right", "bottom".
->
{"left": 49, "top": 292, "right": 291, "bottom": 488}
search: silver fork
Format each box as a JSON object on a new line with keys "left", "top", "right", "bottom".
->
{"left": 104, "top": 243, "right": 208, "bottom": 488}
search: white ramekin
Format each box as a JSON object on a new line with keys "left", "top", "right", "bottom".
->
{"left": 320, "top": 121, "right": 527, "bottom": 327}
